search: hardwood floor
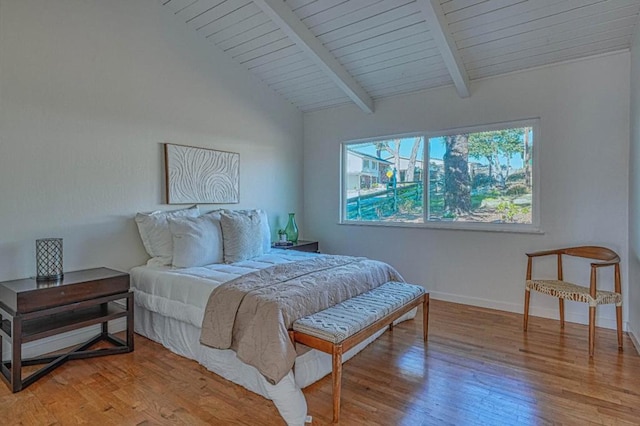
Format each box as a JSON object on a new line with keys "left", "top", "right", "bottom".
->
{"left": 1, "top": 300, "right": 639, "bottom": 425}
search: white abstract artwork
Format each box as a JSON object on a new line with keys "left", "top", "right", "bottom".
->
{"left": 165, "top": 143, "right": 239, "bottom": 204}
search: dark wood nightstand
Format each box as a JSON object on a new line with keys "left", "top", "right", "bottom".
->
{"left": 272, "top": 240, "right": 319, "bottom": 253}
{"left": 0, "top": 267, "right": 134, "bottom": 392}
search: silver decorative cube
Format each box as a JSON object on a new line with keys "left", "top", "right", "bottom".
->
{"left": 36, "top": 238, "right": 64, "bottom": 281}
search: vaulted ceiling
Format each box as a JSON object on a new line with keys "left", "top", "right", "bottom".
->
{"left": 159, "top": 0, "right": 640, "bottom": 113}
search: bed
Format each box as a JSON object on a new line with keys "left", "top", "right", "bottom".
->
{"left": 131, "top": 207, "right": 412, "bottom": 425}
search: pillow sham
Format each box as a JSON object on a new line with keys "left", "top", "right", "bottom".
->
{"left": 135, "top": 205, "right": 199, "bottom": 266}
{"left": 221, "top": 209, "right": 272, "bottom": 253}
{"left": 168, "top": 211, "right": 223, "bottom": 268}
{"left": 219, "top": 211, "right": 264, "bottom": 263}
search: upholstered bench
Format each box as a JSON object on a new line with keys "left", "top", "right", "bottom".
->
{"left": 291, "top": 281, "right": 429, "bottom": 423}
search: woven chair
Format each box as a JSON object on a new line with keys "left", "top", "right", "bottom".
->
{"left": 523, "top": 246, "right": 622, "bottom": 356}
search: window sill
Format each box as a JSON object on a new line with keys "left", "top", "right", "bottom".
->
{"left": 339, "top": 220, "right": 544, "bottom": 234}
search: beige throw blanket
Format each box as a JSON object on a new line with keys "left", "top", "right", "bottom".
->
{"left": 199, "top": 255, "right": 403, "bottom": 384}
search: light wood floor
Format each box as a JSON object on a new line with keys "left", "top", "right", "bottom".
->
{"left": 1, "top": 300, "right": 639, "bottom": 425}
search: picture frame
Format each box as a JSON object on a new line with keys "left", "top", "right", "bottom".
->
{"left": 164, "top": 143, "right": 239, "bottom": 204}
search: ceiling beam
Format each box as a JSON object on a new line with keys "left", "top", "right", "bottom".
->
{"left": 417, "top": 0, "right": 470, "bottom": 98}
{"left": 252, "top": 0, "right": 374, "bottom": 113}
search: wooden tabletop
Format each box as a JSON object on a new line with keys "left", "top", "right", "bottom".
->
{"left": 0, "top": 268, "right": 129, "bottom": 314}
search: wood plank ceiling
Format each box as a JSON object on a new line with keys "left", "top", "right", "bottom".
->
{"left": 160, "top": 0, "right": 640, "bottom": 113}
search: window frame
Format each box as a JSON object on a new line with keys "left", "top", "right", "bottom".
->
{"left": 340, "top": 119, "right": 541, "bottom": 233}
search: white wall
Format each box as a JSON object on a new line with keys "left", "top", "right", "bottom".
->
{"left": 629, "top": 26, "right": 640, "bottom": 350}
{"left": 0, "top": 0, "right": 303, "bottom": 283}
{"left": 304, "top": 53, "right": 630, "bottom": 330}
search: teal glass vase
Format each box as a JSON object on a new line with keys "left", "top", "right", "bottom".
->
{"left": 284, "top": 213, "right": 298, "bottom": 243}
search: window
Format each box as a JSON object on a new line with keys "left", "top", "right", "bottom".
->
{"left": 341, "top": 120, "right": 538, "bottom": 231}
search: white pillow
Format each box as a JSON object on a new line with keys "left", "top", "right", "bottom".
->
{"left": 258, "top": 209, "right": 272, "bottom": 253}
{"left": 135, "top": 205, "right": 199, "bottom": 266}
{"left": 168, "top": 212, "right": 223, "bottom": 268}
{"left": 219, "top": 211, "right": 264, "bottom": 263}
{"left": 221, "top": 209, "right": 272, "bottom": 253}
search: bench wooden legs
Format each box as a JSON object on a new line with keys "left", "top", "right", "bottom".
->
{"left": 332, "top": 345, "right": 343, "bottom": 423}
{"left": 331, "top": 295, "right": 428, "bottom": 423}
{"left": 391, "top": 294, "right": 428, "bottom": 338}
{"left": 293, "top": 292, "right": 429, "bottom": 423}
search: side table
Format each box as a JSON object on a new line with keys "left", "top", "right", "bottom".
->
{"left": 272, "top": 240, "right": 319, "bottom": 253}
{"left": 0, "top": 267, "right": 134, "bottom": 392}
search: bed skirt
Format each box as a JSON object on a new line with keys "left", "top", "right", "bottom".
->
{"left": 134, "top": 303, "right": 415, "bottom": 425}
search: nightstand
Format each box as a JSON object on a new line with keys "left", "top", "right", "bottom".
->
{"left": 272, "top": 240, "right": 319, "bottom": 253}
{"left": 0, "top": 267, "right": 134, "bottom": 392}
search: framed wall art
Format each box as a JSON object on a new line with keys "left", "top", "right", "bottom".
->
{"left": 164, "top": 143, "right": 239, "bottom": 204}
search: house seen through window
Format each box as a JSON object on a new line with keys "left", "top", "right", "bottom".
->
{"left": 342, "top": 121, "right": 537, "bottom": 230}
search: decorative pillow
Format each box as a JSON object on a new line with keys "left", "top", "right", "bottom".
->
{"left": 257, "top": 209, "right": 272, "bottom": 253}
{"left": 135, "top": 205, "right": 199, "bottom": 266}
{"left": 219, "top": 211, "right": 264, "bottom": 263}
{"left": 221, "top": 209, "right": 272, "bottom": 253}
{"left": 168, "top": 211, "right": 223, "bottom": 268}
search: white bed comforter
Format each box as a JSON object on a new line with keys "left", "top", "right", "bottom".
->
{"left": 131, "top": 250, "right": 318, "bottom": 328}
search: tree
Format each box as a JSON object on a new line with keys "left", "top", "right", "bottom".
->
{"left": 523, "top": 127, "right": 532, "bottom": 188}
{"left": 468, "top": 129, "right": 524, "bottom": 189}
{"left": 468, "top": 132, "right": 497, "bottom": 182}
{"left": 443, "top": 134, "right": 471, "bottom": 215}
{"left": 498, "top": 129, "right": 523, "bottom": 184}
{"left": 405, "top": 137, "right": 421, "bottom": 182}
{"left": 376, "top": 138, "right": 422, "bottom": 182}
{"left": 376, "top": 140, "right": 401, "bottom": 178}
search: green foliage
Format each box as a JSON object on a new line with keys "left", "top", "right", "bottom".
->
{"left": 399, "top": 197, "right": 421, "bottom": 214}
{"left": 467, "top": 127, "right": 531, "bottom": 188}
{"left": 470, "top": 193, "right": 488, "bottom": 209}
{"left": 472, "top": 173, "right": 493, "bottom": 189}
{"left": 496, "top": 202, "right": 530, "bottom": 222}
{"left": 507, "top": 171, "right": 526, "bottom": 182}
{"left": 468, "top": 129, "right": 524, "bottom": 161}
{"left": 506, "top": 184, "right": 528, "bottom": 196}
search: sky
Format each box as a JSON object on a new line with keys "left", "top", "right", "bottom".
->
{"left": 350, "top": 131, "right": 532, "bottom": 170}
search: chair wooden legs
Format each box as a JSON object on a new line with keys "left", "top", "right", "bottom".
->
{"left": 423, "top": 294, "right": 429, "bottom": 341}
{"left": 523, "top": 289, "right": 530, "bottom": 331}
{"left": 616, "top": 305, "right": 623, "bottom": 351}
{"left": 525, "top": 247, "right": 622, "bottom": 357}
{"left": 589, "top": 306, "right": 596, "bottom": 357}
{"left": 332, "top": 345, "right": 343, "bottom": 423}
{"left": 527, "top": 298, "right": 620, "bottom": 357}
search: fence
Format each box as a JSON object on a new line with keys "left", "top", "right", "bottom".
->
{"left": 346, "top": 182, "right": 422, "bottom": 220}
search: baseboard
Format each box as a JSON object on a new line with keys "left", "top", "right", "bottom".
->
{"left": 629, "top": 325, "right": 640, "bottom": 355}
{"left": 8, "top": 296, "right": 634, "bottom": 357}
{"left": 429, "top": 291, "right": 627, "bottom": 331}
{"left": 2, "top": 317, "right": 127, "bottom": 360}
